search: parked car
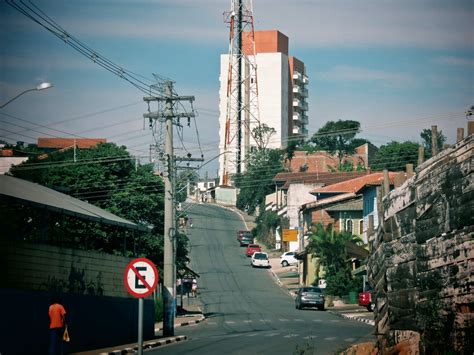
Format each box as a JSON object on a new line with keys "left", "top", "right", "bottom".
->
{"left": 246, "top": 244, "right": 261, "bottom": 257}
{"left": 280, "top": 251, "right": 297, "bottom": 267}
{"left": 239, "top": 236, "right": 253, "bottom": 247}
{"left": 358, "top": 290, "right": 375, "bottom": 312}
{"left": 295, "top": 286, "right": 325, "bottom": 310}
{"left": 251, "top": 252, "right": 270, "bottom": 268}
{"left": 237, "top": 230, "right": 252, "bottom": 241}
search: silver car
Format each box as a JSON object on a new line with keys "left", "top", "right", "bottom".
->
{"left": 295, "top": 287, "right": 325, "bottom": 310}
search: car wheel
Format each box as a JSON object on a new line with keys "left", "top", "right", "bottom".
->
{"left": 282, "top": 260, "right": 289, "bottom": 267}
{"left": 318, "top": 305, "right": 325, "bottom": 311}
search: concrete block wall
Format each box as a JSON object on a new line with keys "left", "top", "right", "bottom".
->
{"left": 367, "top": 135, "right": 473, "bottom": 354}
{"left": 0, "top": 240, "right": 132, "bottom": 298}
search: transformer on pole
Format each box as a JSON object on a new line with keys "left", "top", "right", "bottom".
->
{"left": 221, "top": 0, "right": 261, "bottom": 186}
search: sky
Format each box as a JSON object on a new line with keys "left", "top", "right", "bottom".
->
{"left": 1, "top": 0, "right": 473, "bottom": 178}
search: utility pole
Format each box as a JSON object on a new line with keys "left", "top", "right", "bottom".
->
{"left": 143, "top": 80, "right": 195, "bottom": 337}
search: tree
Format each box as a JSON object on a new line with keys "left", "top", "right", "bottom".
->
{"left": 309, "top": 120, "right": 362, "bottom": 168}
{"left": 235, "top": 148, "right": 286, "bottom": 215}
{"left": 252, "top": 123, "right": 276, "bottom": 150}
{"left": 306, "top": 223, "right": 362, "bottom": 296}
{"left": 283, "top": 137, "right": 304, "bottom": 163}
{"left": 7, "top": 142, "right": 186, "bottom": 269}
{"left": 253, "top": 210, "right": 281, "bottom": 248}
{"left": 371, "top": 141, "right": 419, "bottom": 171}
{"left": 420, "top": 128, "right": 446, "bottom": 158}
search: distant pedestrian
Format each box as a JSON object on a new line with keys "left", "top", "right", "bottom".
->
{"left": 189, "top": 217, "right": 193, "bottom": 228}
{"left": 49, "top": 295, "right": 67, "bottom": 355}
{"left": 191, "top": 278, "right": 198, "bottom": 297}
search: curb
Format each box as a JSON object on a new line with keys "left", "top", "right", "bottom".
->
{"left": 101, "top": 335, "right": 187, "bottom": 354}
{"left": 155, "top": 315, "right": 206, "bottom": 332}
{"left": 268, "top": 268, "right": 297, "bottom": 299}
{"left": 328, "top": 310, "right": 375, "bottom": 326}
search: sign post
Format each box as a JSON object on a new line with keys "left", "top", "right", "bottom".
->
{"left": 124, "top": 258, "right": 159, "bottom": 355}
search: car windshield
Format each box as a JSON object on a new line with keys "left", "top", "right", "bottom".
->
{"left": 249, "top": 244, "right": 259, "bottom": 248}
{"left": 301, "top": 287, "right": 322, "bottom": 293}
{"left": 254, "top": 253, "right": 267, "bottom": 260}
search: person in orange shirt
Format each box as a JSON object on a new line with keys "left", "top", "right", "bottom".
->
{"left": 49, "top": 295, "right": 66, "bottom": 355}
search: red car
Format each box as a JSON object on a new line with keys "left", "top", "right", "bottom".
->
{"left": 358, "top": 290, "right": 375, "bottom": 312}
{"left": 246, "top": 244, "right": 261, "bottom": 257}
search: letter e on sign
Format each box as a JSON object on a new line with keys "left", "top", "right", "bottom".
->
{"left": 124, "top": 258, "right": 159, "bottom": 298}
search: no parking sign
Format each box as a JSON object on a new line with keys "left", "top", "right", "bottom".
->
{"left": 124, "top": 258, "right": 159, "bottom": 298}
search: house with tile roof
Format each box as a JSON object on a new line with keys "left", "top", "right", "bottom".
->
{"left": 268, "top": 171, "right": 369, "bottom": 251}
{"left": 309, "top": 172, "right": 399, "bottom": 243}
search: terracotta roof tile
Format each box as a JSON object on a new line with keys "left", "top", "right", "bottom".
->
{"left": 274, "top": 171, "right": 369, "bottom": 189}
{"left": 312, "top": 172, "right": 398, "bottom": 194}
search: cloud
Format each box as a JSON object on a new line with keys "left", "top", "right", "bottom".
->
{"left": 255, "top": 0, "right": 473, "bottom": 49}
{"left": 317, "top": 65, "right": 417, "bottom": 88}
{"left": 4, "top": 0, "right": 471, "bottom": 49}
{"left": 434, "top": 56, "right": 474, "bottom": 67}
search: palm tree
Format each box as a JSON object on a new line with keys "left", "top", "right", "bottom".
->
{"left": 306, "top": 223, "right": 362, "bottom": 296}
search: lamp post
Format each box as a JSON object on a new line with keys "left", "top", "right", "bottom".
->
{"left": 0, "top": 82, "right": 53, "bottom": 108}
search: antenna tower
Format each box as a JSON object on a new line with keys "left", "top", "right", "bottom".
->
{"left": 221, "top": 0, "right": 260, "bottom": 186}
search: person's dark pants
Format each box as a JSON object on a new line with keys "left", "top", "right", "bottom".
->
{"left": 49, "top": 327, "right": 64, "bottom": 355}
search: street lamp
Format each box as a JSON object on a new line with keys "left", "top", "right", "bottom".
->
{"left": 0, "top": 82, "right": 53, "bottom": 108}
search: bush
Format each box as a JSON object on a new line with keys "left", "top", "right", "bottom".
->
{"left": 323, "top": 268, "right": 362, "bottom": 297}
{"left": 155, "top": 297, "right": 163, "bottom": 322}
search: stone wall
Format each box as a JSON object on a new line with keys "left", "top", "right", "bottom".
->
{"left": 0, "top": 240, "right": 132, "bottom": 298}
{"left": 367, "top": 135, "right": 473, "bottom": 354}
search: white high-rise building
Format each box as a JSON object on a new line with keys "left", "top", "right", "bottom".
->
{"left": 218, "top": 30, "right": 309, "bottom": 184}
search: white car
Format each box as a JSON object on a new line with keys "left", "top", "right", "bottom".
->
{"left": 280, "top": 251, "right": 297, "bottom": 267}
{"left": 251, "top": 252, "right": 270, "bottom": 268}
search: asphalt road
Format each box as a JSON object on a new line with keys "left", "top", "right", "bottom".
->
{"left": 150, "top": 203, "right": 373, "bottom": 354}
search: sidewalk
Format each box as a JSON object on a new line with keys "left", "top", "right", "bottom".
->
{"left": 74, "top": 296, "right": 204, "bottom": 355}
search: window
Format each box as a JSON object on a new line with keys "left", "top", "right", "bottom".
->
{"left": 346, "top": 219, "right": 353, "bottom": 234}
{"left": 359, "top": 220, "right": 364, "bottom": 234}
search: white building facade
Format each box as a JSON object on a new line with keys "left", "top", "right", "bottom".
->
{"left": 218, "top": 30, "right": 309, "bottom": 184}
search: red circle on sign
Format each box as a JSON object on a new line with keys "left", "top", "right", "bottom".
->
{"left": 124, "top": 257, "right": 159, "bottom": 298}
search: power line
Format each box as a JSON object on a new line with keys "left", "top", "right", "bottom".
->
{"left": 6, "top": 0, "right": 161, "bottom": 97}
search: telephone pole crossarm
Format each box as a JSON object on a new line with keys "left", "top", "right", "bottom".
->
{"left": 144, "top": 112, "right": 195, "bottom": 119}
{"left": 174, "top": 157, "right": 205, "bottom": 163}
{"left": 143, "top": 95, "right": 195, "bottom": 102}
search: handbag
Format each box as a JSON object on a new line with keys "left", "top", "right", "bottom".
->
{"left": 63, "top": 325, "right": 70, "bottom": 342}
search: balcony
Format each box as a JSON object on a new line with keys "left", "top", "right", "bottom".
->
{"left": 293, "top": 99, "right": 308, "bottom": 111}
{"left": 300, "top": 113, "right": 308, "bottom": 124}
{"left": 303, "top": 75, "right": 309, "bottom": 84}
{"left": 293, "top": 71, "right": 302, "bottom": 82}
